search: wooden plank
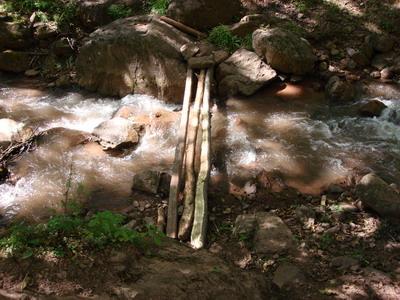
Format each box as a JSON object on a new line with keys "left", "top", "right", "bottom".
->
{"left": 166, "top": 68, "right": 193, "bottom": 239}
{"left": 191, "top": 67, "right": 213, "bottom": 249}
{"left": 160, "top": 16, "right": 207, "bottom": 39}
{"left": 178, "top": 70, "right": 206, "bottom": 240}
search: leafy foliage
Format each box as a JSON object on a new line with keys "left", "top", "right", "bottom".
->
{"left": 2, "top": 0, "right": 78, "bottom": 27}
{"left": 0, "top": 209, "right": 163, "bottom": 258}
{"left": 107, "top": 4, "right": 132, "bottom": 20}
{"left": 208, "top": 25, "right": 253, "bottom": 52}
{"left": 145, "top": 0, "right": 170, "bottom": 15}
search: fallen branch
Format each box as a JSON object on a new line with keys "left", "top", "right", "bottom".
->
{"left": 166, "top": 68, "right": 194, "bottom": 238}
{"left": 178, "top": 70, "right": 206, "bottom": 240}
{"left": 191, "top": 67, "right": 213, "bottom": 249}
{"left": 160, "top": 16, "right": 207, "bottom": 39}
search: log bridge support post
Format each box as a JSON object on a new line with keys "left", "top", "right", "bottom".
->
{"left": 166, "top": 66, "right": 213, "bottom": 249}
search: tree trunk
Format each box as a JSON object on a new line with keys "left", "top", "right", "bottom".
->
{"left": 166, "top": 68, "right": 193, "bottom": 238}
{"left": 191, "top": 68, "right": 213, "bottom": 249}
{"left": 178, "top": 70, "right": 206, "bottom": 240}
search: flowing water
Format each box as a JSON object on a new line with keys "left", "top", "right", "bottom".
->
{"left": 0, "top": 78, "right": 399, "bottom": 220}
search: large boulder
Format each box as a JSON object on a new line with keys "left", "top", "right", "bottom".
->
{"left": 76, "top": 15, "right": 192, "bottom": 103}
{"left": 93, "top": 117, "right": 140, "bottom": 149}
{"left": 252, "top": 28, "right": 317, "bottom": 75}
{"left": 77, "top": 0, "right": 143, "bottom": 29}
{"left": 0, "top": 21, "right": 32, "bottom": 50}
{"left": 216, "top": 48, "right": 277, "bottom": 97}
{"left": 166, "top": 0, "right": 242, "bottom": 31}
{"left": 356, "top": 173, "right": 400, "bottom": 219}
{"left": 0, "top": 50, "right": 31, "bottom": 73}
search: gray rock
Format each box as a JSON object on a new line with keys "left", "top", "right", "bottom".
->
{"left": 216, "top": 48, "right": 277, "bottom": 97}
{"left": 358, "top": 100, "right": 387, "bottom": 117}
{"left": 76, "top": 15, "right": 192, "bottom": 103}
{"left": 356, "top": 173, "right": 400, "bottom": 219}
{"left": 33, "top": 22, "right": 58, "bottom": 40}
{"left": 233, "top": 214, "right": 257, "bottom": 237}
{"left": 325, "top": 76, "right": 356, "bottom": 102}
{"left": 253, "top": 212, "right": 295, "bottom": 255}
{"left": 273, "top": 263, "right": 305, "bottom": 289}
{"left": 253, "top": 27, "right": 317, "bottom": 75}
{"left": 166, "top": 0, "right": 242, "bottom": 31}
{"left": 0, "top": 50, "right": 31, "bottom": 73}
{"left": 0, "top": 21, "right": 32, "bottom": 50}
{"left": 212, "top": 50, "right": 230, "bottom": 64}
{"left": 188, "top": 55, "right": 215, "bottom": 69}
{"left": 180, "top": 43, "right": 200, "bottom": 60}
{"left": 93, "top": 117, "right": 140, "bottom": 149}
{"left": 295, "top": 205, "right": 316, "bottom": 222}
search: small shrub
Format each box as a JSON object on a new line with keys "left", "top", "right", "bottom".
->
{"left": 107, "top": 4, "right": 132, "bottom": 20}
{"left": 146, "top": 0, "right": 170, "bottom": 15}
{"left": 208, "top": 25, "right": 242, "bottom": 52}
{"left": 0, "top": 210, "right": 164, "bottom": 258}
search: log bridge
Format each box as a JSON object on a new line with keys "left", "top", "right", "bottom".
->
{"left": 166, "top": 67, "right": 213, "bottom": 249}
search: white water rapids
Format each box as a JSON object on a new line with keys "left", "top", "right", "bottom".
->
{"left": 0, "top": 80, "right": 399, "bottom": 220}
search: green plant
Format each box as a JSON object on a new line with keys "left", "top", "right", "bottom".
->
{"left": 107, "top": 4, "right": 132, "bottom": 20}
{"left": 146, "top": 0, "right": 170, "bottom": 15}
{"left": 0, "top": 211, "right": 163, "bottom": 258}
{"left": 208, "top": 25, "right": 242, "bottom": 52}
{"left": 3, "top": 0, "right": 77, "bottom": 27}
{"left": 319, "top": 232, "right": 334, "bottom": 250}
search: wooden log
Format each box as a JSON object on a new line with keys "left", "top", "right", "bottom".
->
{"left": 178, "top": 70, "right": 206, "bottom": 240}
{"left": 190, "top": 67, "right": 213, "bottom": 249}
{"left": 166, "top": 68, "right": 193, "bottom": 238}
{"left": 160, "top": 16, "right": 207, "bottom": 39}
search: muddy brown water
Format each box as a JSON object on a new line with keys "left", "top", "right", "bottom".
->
{"left": 0, "top": 77, "right": 399, "bottom": 220}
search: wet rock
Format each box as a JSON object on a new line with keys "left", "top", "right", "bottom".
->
{"left": 325, "top": 76, "right": 356, "bottom": 102}
{"left": 331, "top": 256, "right": 359, "bottom": 270}
{"left": 359, "top": 81, "right": 400, "bottom": 99}
{"left": 216, "top": 48, "right": 277, "bottom": 97}
{"left": 358, "top": 100, "right": 387, "bottom": 117}
{"left": 93, "top": 117, "right": 140, "bottom": 149}
{"left": 356, "top": 173, "right": 400, "bottom": 219}
{"left": 0, "top": 119, "right": 25, "bottom": 143}
{"left": 33, "top": 22, "right": 58, "bottom": 40}
{"left": 76, "top": 15, "right": 191, "bottom": 103}
{"left": 273, "top": 263, "right": 305, "bottom": 289}
{"left": 0, "top": 21, "right": 32, "bottom": 50}
{"left": 253, "top": 212, "right": 295, "bottom": 255}
{"left": 166, "top": 0, "right": 242, "bottom": 31}
{"left": 0, "top": 50, "right": 31, "bottom": 73}
{"left": 132, "top": 170, "right": 170, "bottom": 196}
{"left": 188, "top": 55, "right": 215, "bottom": 69}
{"left": 253, "top": 27, "right": 317, "bottom": 75}
{"left": 366, "top": 34, "right": 394, "bottom": 53}
{"left": 233, "top": 214, "right": 257, "bottom": 237}
{"left": 371, "top": 54, "right": 391, "bottom": 70}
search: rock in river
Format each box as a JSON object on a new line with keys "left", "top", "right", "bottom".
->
{"left": 216, "top": 48, "right": 277, "bottom": 97}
